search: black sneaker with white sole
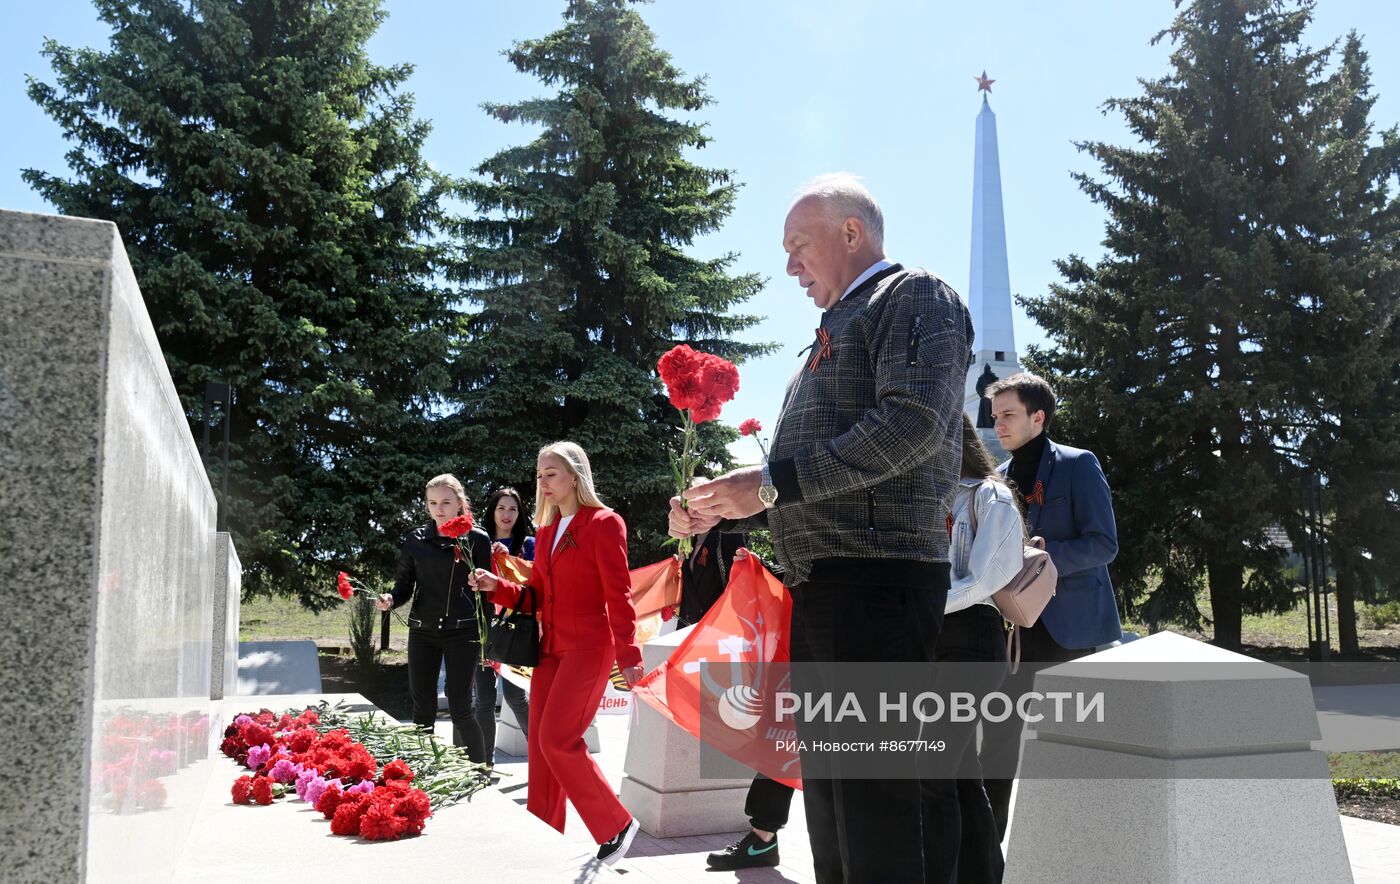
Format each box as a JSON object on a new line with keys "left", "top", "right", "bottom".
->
{"left": 597, "top": 817, "right": 640, "bottom": 866}
{"left": 706, "top": 830, "right": 780, "bottom": 870}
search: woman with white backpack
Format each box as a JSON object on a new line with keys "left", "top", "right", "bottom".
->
{"left": 926, "top": 413, "right": 1028, "bottom": 884}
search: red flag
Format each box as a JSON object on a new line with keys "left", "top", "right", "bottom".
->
{"left": 632, "top": 555, "right": 801, "bottom": 789}
{"left": 491, "top": 551, "right": 533, "bottom": 586}
{"left": 628, "top": 556, "right": 682, "bottom": 619}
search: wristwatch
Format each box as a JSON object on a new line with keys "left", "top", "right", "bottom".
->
{"left": 758, "top": 462, "right": 779, "bottom": 509}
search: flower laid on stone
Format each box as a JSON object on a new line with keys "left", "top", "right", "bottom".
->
{"left": 657, "top": 344, "right": 741, "bottom": 555}
{"left": 220, "top": 702, "right": 488, "bottom": 841}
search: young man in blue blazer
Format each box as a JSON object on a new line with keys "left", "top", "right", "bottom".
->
{"left": 980, "top": 371, "right": 1123, "bottom": 839}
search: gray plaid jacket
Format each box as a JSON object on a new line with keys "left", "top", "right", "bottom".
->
{"left": 760, "top": 265, "right": 972, "bottom": 585}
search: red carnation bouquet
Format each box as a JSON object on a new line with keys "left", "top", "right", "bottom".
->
{"left": 657, "top": 344, "right": 741, "bottom": 556}
{"left": 437, "top": 513, "right": 490, "bottom": 666}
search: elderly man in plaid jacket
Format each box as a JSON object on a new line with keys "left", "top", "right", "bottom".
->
{"left": 670, "top": 173, "right": 974, "bottom": 883}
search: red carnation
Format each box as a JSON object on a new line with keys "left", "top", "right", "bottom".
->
{"left": 251, "top": 776, "right": 274, "bottom": 805}
{"left": 359, "top": 801, "right": 406, "bottom": 841}
{"left": 439, "top": 514, "right": 474, "bottom": 539}
{"left": 689, "top": 356, "right": 741, "bottom": 423}
{"left": 330, "top": 793, "right": 373, "bottom": 836}
{"left": 657, "top": 345, "right": 742, "bottom": 556}
{"left": 336, "top": 572, "right": 353, "bottom": 600}
{"left": 396, "top": 788, "right": 432, "bottom": 827}
{"left": 341, "top": 751, "right": 376, "bottom": 782}
{"left": 239, "top": 722, "right": 273, "bottom": 749}
{"left": 285, "top": 727, "right": 317, "bottom": 754}
{"left": 658, "top": 344, "right": 705, "bottom": 410}
{"left": 739, "top": 418, "right": 762, "bottom": 436}
{"left": 661, "top": 605, "right": 675, "bottom": 622}
{"left": 330, "top": 802, "right": 364, "bottom": 836}
{"left": 383, "top": 759, "right": 414, "bottom": 782}
{"left": 231, "top": 775, "right": 253, "bottom": 805}
{"left": 316, "top": 785, "right": 346, "bottom": 818}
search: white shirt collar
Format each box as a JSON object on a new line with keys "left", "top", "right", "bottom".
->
{"left": 841, "top": 259, "right": 895, "bottom": 300}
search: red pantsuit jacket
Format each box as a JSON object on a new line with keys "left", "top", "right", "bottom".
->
{"left": 488, "top": 506, "right": 642, "bottom": 670}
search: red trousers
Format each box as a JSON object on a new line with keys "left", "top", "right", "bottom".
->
{"left": 527, "top": 648, "right": 631, "bottom": 843}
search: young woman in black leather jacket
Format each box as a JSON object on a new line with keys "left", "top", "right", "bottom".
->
{"left": 375, "top": 474, "right": 493, "bottom": 763}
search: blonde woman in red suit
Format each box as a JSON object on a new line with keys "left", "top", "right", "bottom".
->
{"left": 469, "top": 441, "right": 643, "bottom": 865}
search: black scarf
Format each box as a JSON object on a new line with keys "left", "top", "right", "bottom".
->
{"left": 1007, "top": 432, "right": 1047, "bottom": 510}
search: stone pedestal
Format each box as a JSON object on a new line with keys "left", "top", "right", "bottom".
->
{"left": 494, "top": 682, "right": 599, "bottom": 757}
{"left": 1004, "top": 632, "right": 1352, "bottom": 884}
{"left": 497, "top": 697, "right": 531, "bottom": 756}
{"left": 620, "top": 626, "right": 753, "bottom": 837}
{"left": 0, "top": 210, "right": 228, "bottom": 883}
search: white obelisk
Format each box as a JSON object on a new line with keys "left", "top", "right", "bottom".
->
{"left": 964, "top": 71, "right": 1022, "bottom": 457}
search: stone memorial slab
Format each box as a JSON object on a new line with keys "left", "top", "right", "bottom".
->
{"left": 1, "top": 209, "right": 222, "bottom": 883}
{"left": 211, "top": 533, "right": 241, "bottom": 700}
{"left": 236, "top": 640, "right": 322, "bottom": 695}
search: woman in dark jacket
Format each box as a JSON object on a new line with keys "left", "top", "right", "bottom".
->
{"left": 376, "top": 473, "right": 493, "bottom": 764}
{"left": 476, "top": 486, "right": 534, "bottom": 762}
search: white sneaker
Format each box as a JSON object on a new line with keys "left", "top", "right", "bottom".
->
{"left": 597, "top": 817, "right": 639, "bottom": 866}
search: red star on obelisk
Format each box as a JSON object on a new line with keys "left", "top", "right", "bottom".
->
{"left": 975, "top": 70, "right": 995, "bottom": 93}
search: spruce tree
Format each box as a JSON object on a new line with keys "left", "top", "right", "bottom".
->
{"left": 1025, "top": 0, "right": 1399, "bottom": 649}
{"left": 25, "top": 0, "right": 457, "bottom": 605}
{"left": 1292, "top": 35, "right": 1400, "bottom": 655}
{"left": 456, "top": 0, "right": 768, "bottom": 561}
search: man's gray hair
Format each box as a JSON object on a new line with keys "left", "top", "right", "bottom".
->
{"left": 791, "top": 172, "right": 885, "bottom": 248}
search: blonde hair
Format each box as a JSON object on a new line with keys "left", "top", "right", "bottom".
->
{"left": 535, "top": 441, "right": 606, "bottom": 526}
{"left": 424, "top": 473, "right": 470, "bottom": 518}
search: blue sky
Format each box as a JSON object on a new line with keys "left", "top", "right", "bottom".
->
{"left": 3, "top": 0, "right": 1397, "bottom": 451}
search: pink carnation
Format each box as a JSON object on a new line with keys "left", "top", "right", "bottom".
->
{"left": 246, "top": 744, "right": 271, "bottom": 770}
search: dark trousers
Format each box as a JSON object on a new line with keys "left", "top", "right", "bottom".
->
{"left": 790, "top": 570, "right": 956, "bottom": 884}
{"left": 980, "top": 619, "right": 1092, "bottom": 839}
{"left": 406, "top": 627, "right": 487, "bottom": 764}
{"left": 475, "top": 666, "right": 531, "bottom": 760}
{"left": 932, "top": 605, "right": 1009, "bottom": 884}
{"left": 746, "top": 773, "right": 796, "bottom": 833}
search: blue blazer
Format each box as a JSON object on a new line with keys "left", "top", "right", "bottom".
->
{"left": 999, "top": 438, "right": 1122, "bottom": 649}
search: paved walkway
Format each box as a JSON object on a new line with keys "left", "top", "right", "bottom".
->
{"left": 445, "top": 712, "right": 1400, "bottom": 883}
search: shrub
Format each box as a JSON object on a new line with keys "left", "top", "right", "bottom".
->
{"left": 1360, "top": 601, "right": 1400, "bottom": 630}
{"left": 348, "top": 594, "right": 379, "bottom": 673}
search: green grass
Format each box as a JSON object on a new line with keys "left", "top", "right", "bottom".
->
{"left": 1330, "top": 752, "right": 1400, "bottom": 798}
{"left": 240, "top": 594, "right": 409, "bottom": 651}
{"left": 1122, "top": 590, "right": 1400, "bottom": 654}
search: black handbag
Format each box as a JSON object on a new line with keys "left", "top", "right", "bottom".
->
{"left": 485, "top": 584, "right": 539, "bottom": 666}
